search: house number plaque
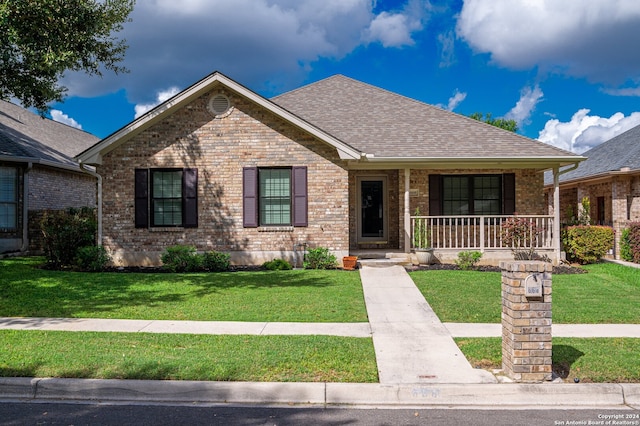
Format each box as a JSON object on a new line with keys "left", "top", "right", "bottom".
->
{"left": 524, "top": 273, "right": 543, "bottom": 298}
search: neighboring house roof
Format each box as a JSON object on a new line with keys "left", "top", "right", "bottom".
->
{"left": 544, "top": 123, "right": 640, "bottom": 186}
{"left": 272, "top": 75, "right": 581, "bottom": 169}
{"left": 0, "top": 100, "right": 99, "bottom": 171}
{"left": 77, "top": 71, "right": 583, "bottom": 169}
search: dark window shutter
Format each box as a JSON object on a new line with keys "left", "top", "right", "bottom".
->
{"left": 183, "top": 168, "right": 198, "bottom": 228}
{"left": 503, "top": 173, "right": 516, "bottom": 215}
{"left": 428, "top": 174, "right": 441, "bottom": 216}
{"left": 292, "top": 166, "right": 308, "bottom": 227}
{"left": 243, "top": 167, "right": 258, "bottom": 227}
{"left": 134, "top": 169, "right": 149, "bottom": 228}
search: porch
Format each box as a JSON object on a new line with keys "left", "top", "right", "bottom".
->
{"left": 350, "top": 214, "right": 556, "bottom": 266}
{"left": 409, "top": 214, "right": 555, "bottom": 265}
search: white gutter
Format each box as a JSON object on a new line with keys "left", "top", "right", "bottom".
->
{"left": 79, "top": 164, "right": 103, "bottom": 246}
{"left": 19, "top": 162, "right": 33, "bottom": 252}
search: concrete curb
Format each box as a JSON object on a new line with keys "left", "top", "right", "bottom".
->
{"left": 2, "top": 378, "right": 639, "bottom": 408}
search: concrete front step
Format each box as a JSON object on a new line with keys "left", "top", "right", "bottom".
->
{"left": 351, "top": 252, "right": 415, "bottom": 267}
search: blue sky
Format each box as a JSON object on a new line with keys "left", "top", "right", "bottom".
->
{"left": 47, "top": 0, "right": 640, "bottom": 154}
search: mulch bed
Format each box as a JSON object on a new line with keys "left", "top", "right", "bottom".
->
{"left": 404, "top": 263, "right": 587, "bottom": 274}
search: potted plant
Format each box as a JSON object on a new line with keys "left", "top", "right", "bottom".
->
{"left": 413, "top": 207, "right": 434, "bottom": 264}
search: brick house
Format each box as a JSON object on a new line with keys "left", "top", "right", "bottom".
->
{"left": 76, "top": 72, "right": 583, "bottom": 266}
{"left": 544, "top": 124, "right": 640, "bottom": 259}
{"left": 0, "top": 100, "right": 99, "bottom": 254}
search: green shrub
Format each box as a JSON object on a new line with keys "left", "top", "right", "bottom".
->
{"left": 40, "top": 207, "right": 97, "bottom": 268}
{"left": 455, "top": 251, "right": 482, "bottom": 270}
{"left": 202, "top": 250, "right": 231, "bottom": 272}
{"left": 161, "top": 245, "right": 202, "bottom": 272}
{"left": 262, "top": 258, "right": 293, "bottom": 270}
{"left": 304, "top": 247, "right": 337, "bottom": 270}
{"left": 562, "top": 225, "right": 614, "bottom": 264}
{"left": 500, "top": 215, "right": 542, "bottom": 260}
{"left": 75, "top": 245, "right": 111, "bottom": 272}
{"left": 622, "top": 222, "right": 640, "bottom": 264}
{"left": 621, "top": 227, "right": 633, "bottom": 262}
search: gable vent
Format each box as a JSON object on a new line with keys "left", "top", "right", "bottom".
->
{"left": 208, "top": 94, "right": 231, "bottom": 117}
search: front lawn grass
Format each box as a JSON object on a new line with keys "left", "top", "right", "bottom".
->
{"left": 410, "top": 263, "right": 640, "bottom": 324}
{"left": 0, "top": 330, "right": 378, "bottom": 382}
{"left": 456, "top": 337, "right": 640, "bottom": 383}
{"left": 0, "top": 257, "right": 366, "bottom": 322}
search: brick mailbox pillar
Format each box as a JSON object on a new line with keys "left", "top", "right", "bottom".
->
{"left": 500, "top": 261, "right": 552, "bottom": 382}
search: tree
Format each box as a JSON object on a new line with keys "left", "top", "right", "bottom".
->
{"left": 469, "top": 112, "right": 518, "bottom": 133}
{"left": 0, "top": 0, "right": 135, "bottom": 112}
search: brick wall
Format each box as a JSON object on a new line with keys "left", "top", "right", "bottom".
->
{"left": 98, "top": 89, "right": 350, "bottom": 266}
{"left": 29, "top": 166, "right": 96, "bottom": 210}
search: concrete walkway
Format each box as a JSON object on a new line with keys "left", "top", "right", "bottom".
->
{"left": 359, "top": 265, "right": 497, "bottom": 384}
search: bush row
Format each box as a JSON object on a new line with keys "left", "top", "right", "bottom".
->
{"left": 621, "top": 222, "right": 640, "bottom": 264}
{"left": 161, "top": 245, "right": 231, "bottom": 272}
{"left": 562, "top": 225, "right": 614, "bottom": 264}
{"left": 40, "top": 207, "right": 111, "bottom": 271}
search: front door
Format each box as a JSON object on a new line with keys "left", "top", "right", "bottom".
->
{"left": 358, "top": 177, "right": 387, "bottom": 243}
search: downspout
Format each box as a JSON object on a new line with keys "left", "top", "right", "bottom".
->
{"left": 20, "top": 162, "right": 33, "bottom": 252}
{"left": 553, "top": 162, "right": 580, "bottom": 264}
{"left": 79, "top": 164, "right": 103, "bottom": 246}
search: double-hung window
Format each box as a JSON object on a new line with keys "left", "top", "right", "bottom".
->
{"left": 0, "top": 167, "right": 18, "bottom": 230}
{"left": 243, "top": 166, "right": 307, "bottom": 227}
{"left": 259, "top": 168, "right": 291, "bottom": 225}
{"left": 152, "top": 170, "right": 183, "bottom": 226}
{"left": 135, "top": 168, "right": 198, "bottom": 228}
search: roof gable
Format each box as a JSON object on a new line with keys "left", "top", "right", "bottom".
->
{"left": 273, "top": 75, "right": 581, "bottom": 168}
{"left": 0, "top": 100, "right": 98, "bottom": 170}
{"left": 76, "top": 72, "right": 362, "bottom": 165}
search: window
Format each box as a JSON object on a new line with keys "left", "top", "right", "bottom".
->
{"left": 259, "top": 168, "right": 291, "bottom": 225}
{"left": 152, "top": 170, "right": 183, "bottom": 226}
{"left": 0, "top": 167, "right": 18, "bottom": 229}
{"left": 243, "top": 166, "right": 307, "bottom": 227}
{"left": 135, "top": 168, "right": 198, "bottom": 228}
{"left": 429, "top": 174, "right": 515, "bottom": 216}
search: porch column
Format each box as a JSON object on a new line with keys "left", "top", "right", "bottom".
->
{"left": 404, "top": 168, "right": 411, "bottom": 253}
{"left": 553, "top": 167, "right": 561, "bottom": 265}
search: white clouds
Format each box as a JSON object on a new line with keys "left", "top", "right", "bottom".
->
{"left": 505, "top": 85, "right": 543, "bottom": 126}
{"left": 437, "top": 30, "right": 456, "bottom": 67}
{"left": 62, "top": 0, "right": 432, "bottom": 106}
{"left": 50, "top": 110, "right": 82, "bottom": 130}
{"left": 456, "top": 0, "right": 640, "bottom": 85}
{"left": 134, "top": 87, "right": 181, "bottom": 119}
{"left": 538, "top": 109, "right": 640, "bottom": 153}
{"left": 363, "top": 0, "right": 431, "bottom": 47}
{"left": 365, "top": 12, "right": 420, "bottom": 47}
{"left": 438, "top": 89, "right": 467, "bottom": 111}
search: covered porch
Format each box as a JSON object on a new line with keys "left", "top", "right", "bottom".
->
{"left": 349, "top": 166, "right": 570, "bottom": 265}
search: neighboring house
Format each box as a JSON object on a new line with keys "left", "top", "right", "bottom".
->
{"left": 0, "top": 100, "right": 99, "bottom": 254}
{"left": 544, "top": 124, "right": 640, "bottom": 259}
{"left": 76, "top": 72, "right": 583, "bottom": 266}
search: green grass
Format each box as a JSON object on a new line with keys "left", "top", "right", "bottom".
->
{"left": 456, "top": 337, "right": 640, "bottom": 383}
{"left": 410, "top": 263, "right": 640, "bottom": 324}
{"left": 0, "top": 330, "right": 378, "bottom": 382}
{"left": 0, "top": 257, "right": 367, "bottom": 322}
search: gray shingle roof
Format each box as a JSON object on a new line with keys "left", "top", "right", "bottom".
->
{"left": 547, "top": 123, "right": 640, "bottom": 185}
{"left": 272, "top": 75, "right": 575, "bottom": 159}
{"left": 0, "top": 100, "right": 98, "bottom": 169}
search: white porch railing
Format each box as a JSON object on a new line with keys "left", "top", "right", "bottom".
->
{"left": 410, "top": 215, "right": 555, "bottom": 251}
